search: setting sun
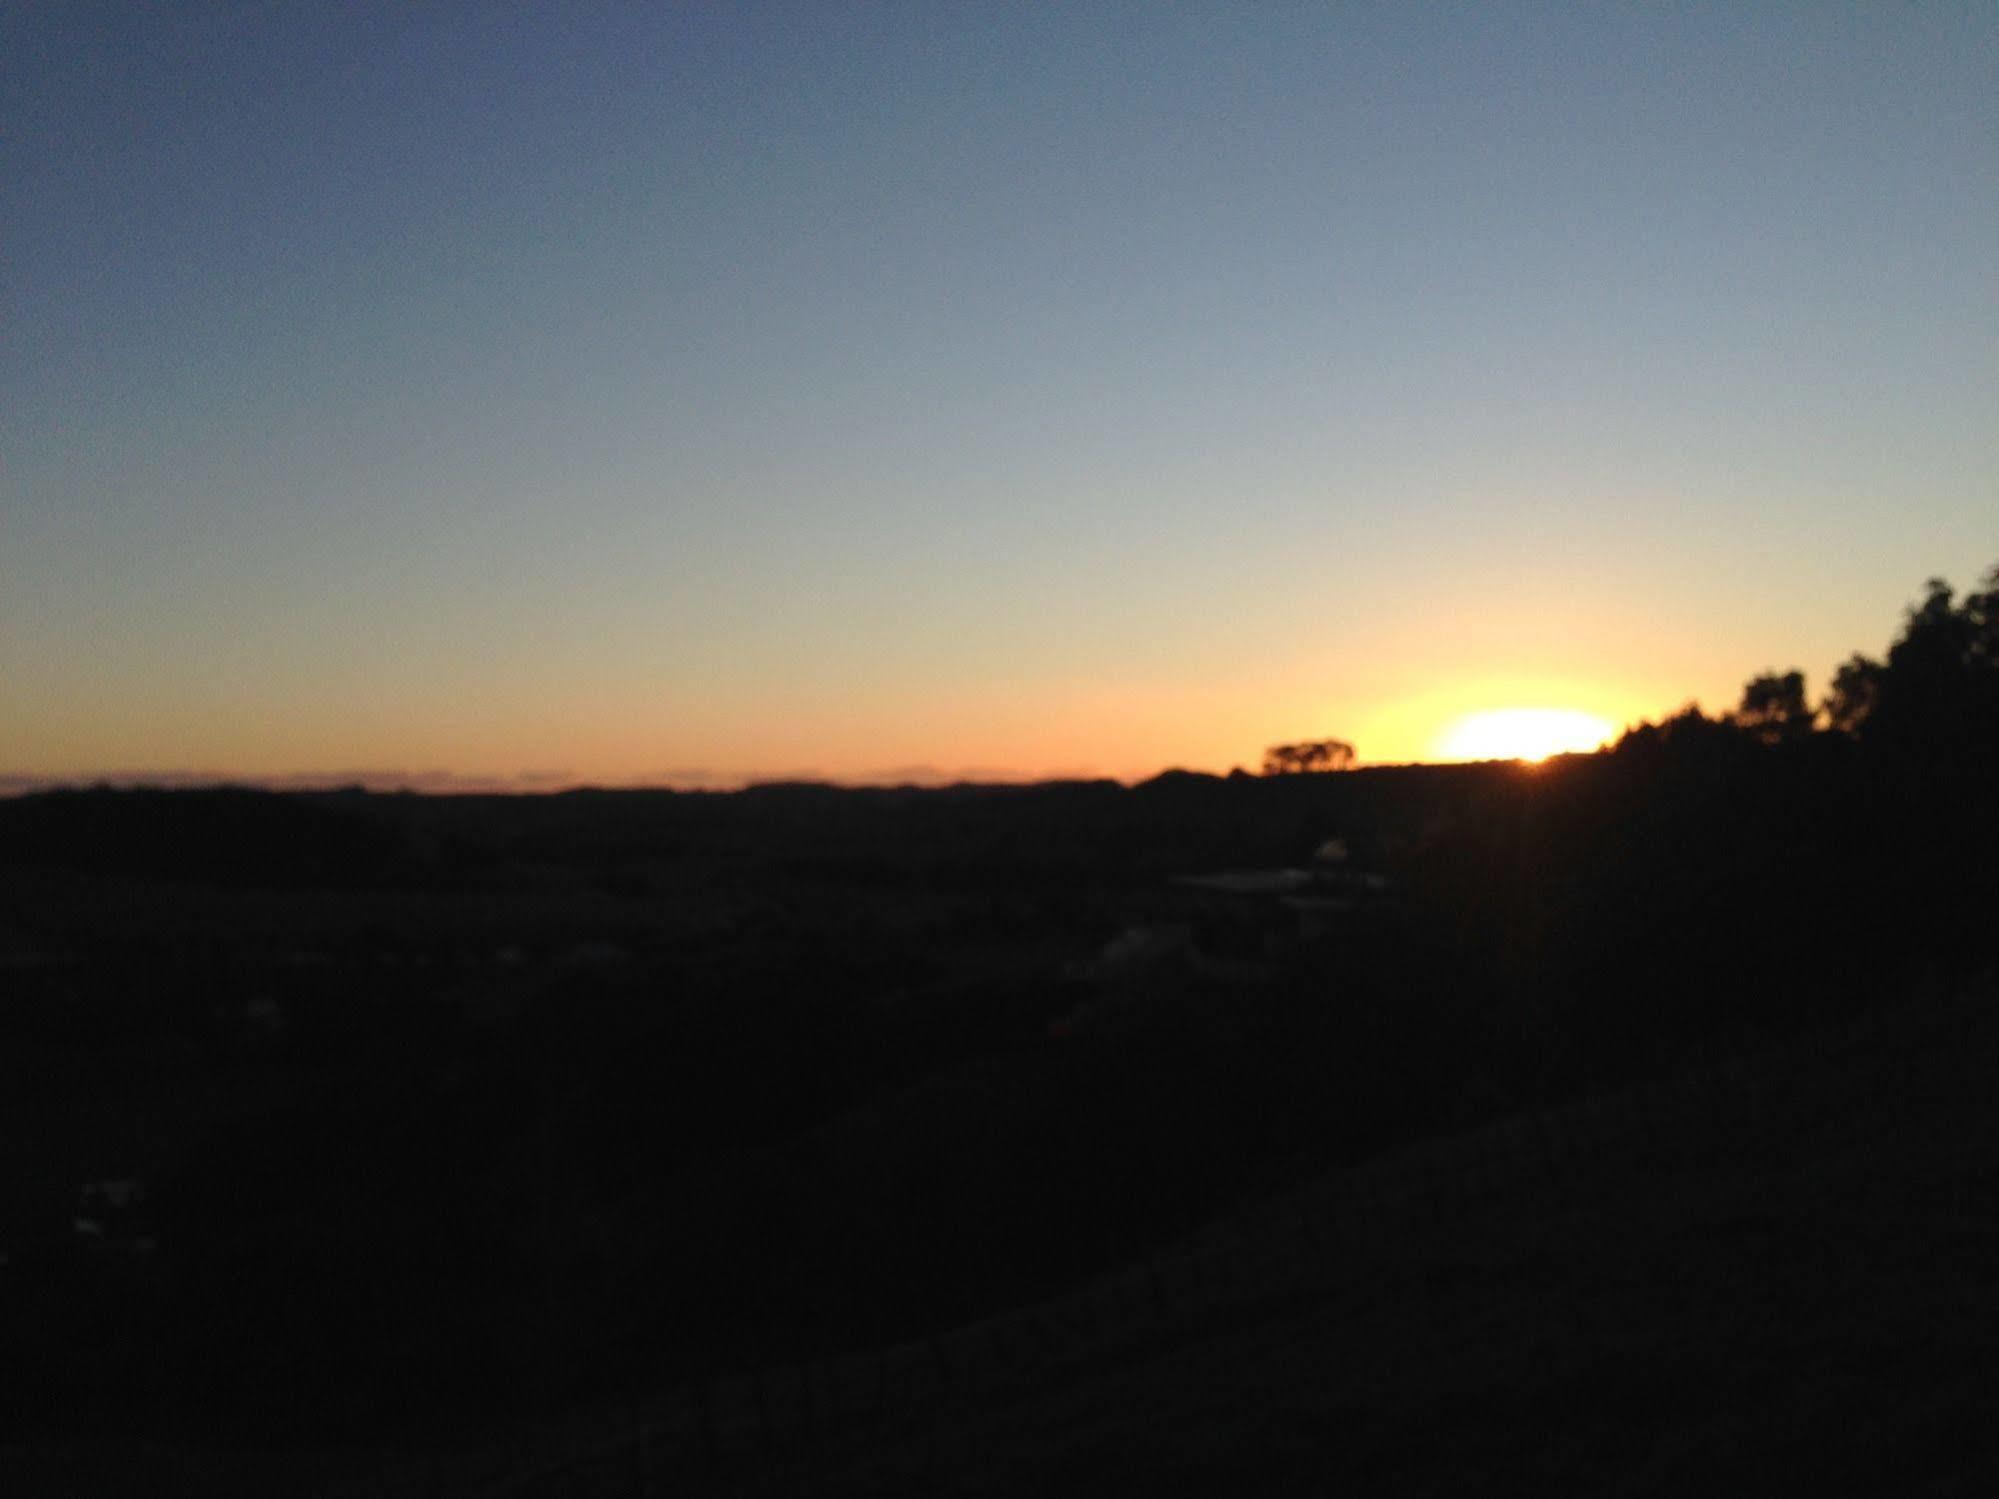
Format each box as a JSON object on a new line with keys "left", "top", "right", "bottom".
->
{"left": 1435, "top": 708, "right": 1618, "bottom": 763}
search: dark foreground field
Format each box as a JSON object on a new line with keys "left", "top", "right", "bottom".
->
{"left": 744, "top": 985, "right": 1999, "bottom": 1498}
{"left": 17, "top": 977, "right": 1988, "bottom": 1497}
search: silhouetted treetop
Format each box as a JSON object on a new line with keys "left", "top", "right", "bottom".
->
{"left": 1612, "top": 702, "right": 1746, "bottom": 763}
{"left": 1262, "top": 739, "right": 1356, "bottom": 775}
{"left": 1617, "top": 562, "right": 1999, "bottom": 774}
{"left": 1861, "top": 568, "right": 1999, "bottom": 758}
{"left": 1822, "top": 653, "right": 1886, "bottom": 737}
{"left": 1733, "top": 670, "right": 1812, "bottom": 745}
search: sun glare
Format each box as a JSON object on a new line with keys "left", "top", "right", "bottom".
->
{"left": 1435, "top": 708, "right": 1617, "bottom": 764}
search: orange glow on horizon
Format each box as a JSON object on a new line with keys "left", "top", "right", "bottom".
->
{"left": 1433, "top": 707, "right": 1618, "bottom": 763}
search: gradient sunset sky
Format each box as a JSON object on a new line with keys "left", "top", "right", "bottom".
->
{"left": 5, "top": 4, "right": 1995, "bottom": 789}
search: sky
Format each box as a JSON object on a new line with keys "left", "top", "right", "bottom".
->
{"left": 5, "top": 3, "right": 1995, "bottom": 789}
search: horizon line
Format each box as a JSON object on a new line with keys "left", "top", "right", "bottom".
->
{"left": 0, "top": 757, "right": 1518, "bottom": 798}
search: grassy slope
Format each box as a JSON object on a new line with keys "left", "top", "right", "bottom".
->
{"left": 13, "top": 987, "right": 1994, "bottom": 1497}
{"left": 727, "top": 985, "right": 1999, "bottom": 1497}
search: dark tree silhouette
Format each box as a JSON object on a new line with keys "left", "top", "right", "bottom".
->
{"left": 1863, "top": 572, "right": 1999, "bottom": 757}
{"left": 1619, "top": 564, "right": 1999, "bottom": 764}
{"left": 1732, "top": 670, "right": 1812, "bottom": 745}
{"left": 1262, "top": 739, "right": 1356, "bottom": 775}
{"left": 1822, "top": 653, "right": 1885, "bottom": 736}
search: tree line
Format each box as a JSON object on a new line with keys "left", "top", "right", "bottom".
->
{"left": 1629, "top": 563, "right": 1999, "bottom": 761}
{"left": 1262, "top": 739, "right": 1355, "bottom": 775}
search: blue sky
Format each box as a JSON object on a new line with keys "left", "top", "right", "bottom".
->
{"left": 5, "top": 3, "right": 1994, "bottom": 784}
